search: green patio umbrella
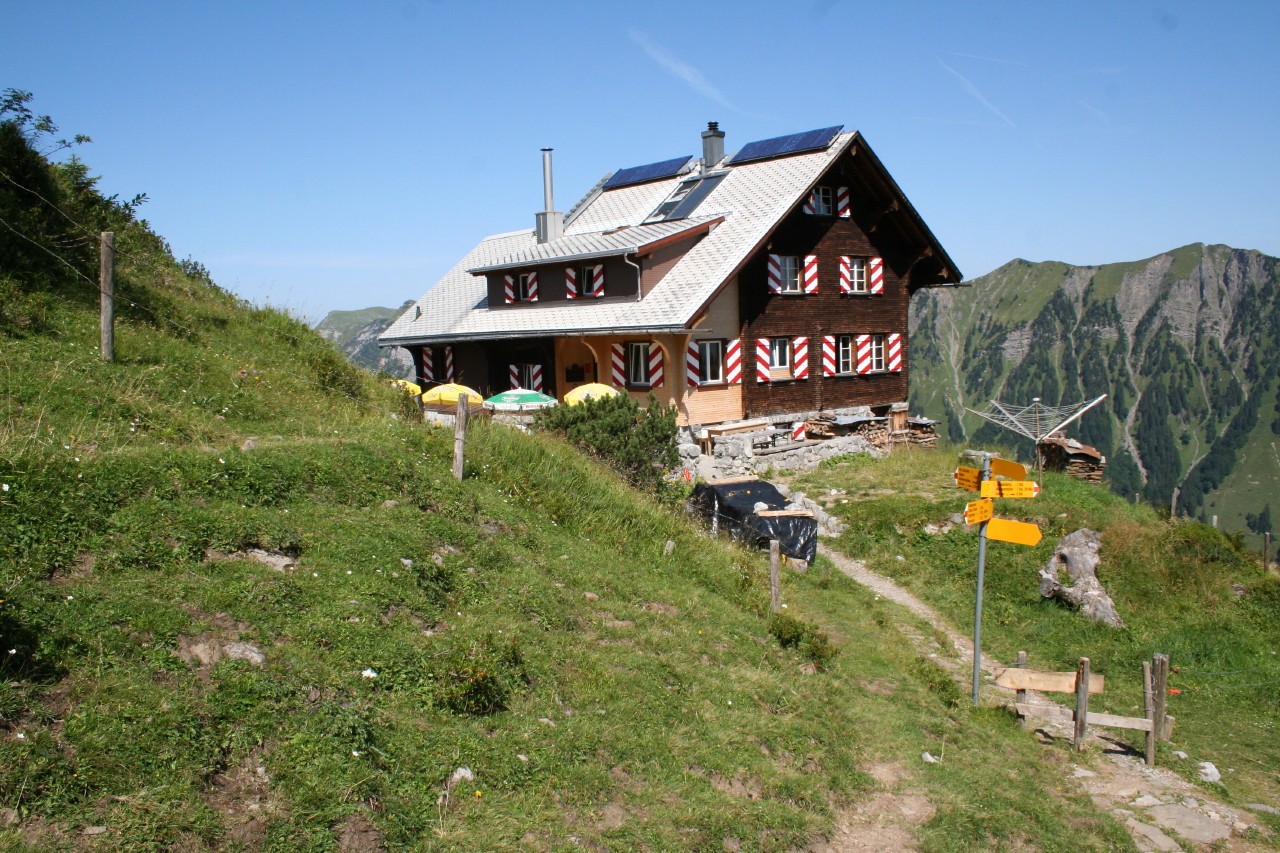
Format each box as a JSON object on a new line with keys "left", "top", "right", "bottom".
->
{"left": 483, "top": 387, "right": 558, "bottom": 412}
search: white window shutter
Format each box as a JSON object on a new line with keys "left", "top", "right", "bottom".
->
{"left": 837, "top": 186, "right": 850, "bottom": 218}
{"left": 591, "top": 264, "right": 605, "bottom": 297}
{"left": 528, "top": 271, "right": 539, "bottom": 302}
{"left": 530, "top": 364, "right": 544, "bottom": 391}
{"left": 421, "top": 347, "right": 435, "bottom": 383}
{"left": 802, "top": 190, "right": 816, "bottom": 215}
{"left": 509, "top": 364, "right": 520, "bottom": 389}
{"left": 766, "top": 255, "right": 782, "bottom": 293}
{"left": 869, "top": 257, "right": 884, "bottom": 294}
{"left": 887, "top": 333, "right": 903, "bottom": 373}
{"left": 725, "top": 339, "right": 742, "bottom": 385}
{"left": 444, "top": 346, "right": 455, "bottom": 382}
{"left": 686, "top": 341, "right": 700, "bottom": 388}
{"left": 565, "top": 267, "right": 577, "bottom": 299}
{"left": 855, "top": 334, "right": 873, "bottom": 375}
{"left": 648, "top": 345, "right": 664, "bottom": 388}
{"left": 838, "top": 256, "right": 852, "bottom": 294}
{"left": 610, "top": 343, "right": 626, "bottom": 387}
{"left": 503, "top": 275, "right": 515, "bottom": 304}
{"left": 755, "top": 338, "right": 771, "bottom": 383}
{"left": 822, "top": 336, "right": 836, "bottom": 377}
{"left": 792, "top": 336, "right": 809, "bottom": 379}
{"left": 803, "top": 255, "right": 819, "bottom": 293}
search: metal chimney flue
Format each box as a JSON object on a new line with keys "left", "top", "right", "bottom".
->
{"left": 701, "top": 121, "right": 725, "bottom": 170}
{"left": 535, "top": 147, "right": 564, "bottom": 244}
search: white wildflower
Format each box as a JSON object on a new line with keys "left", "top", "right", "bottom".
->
{"left": 361, "top": 668, "right": 378, "bottom": 679}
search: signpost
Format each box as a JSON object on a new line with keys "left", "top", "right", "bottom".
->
{"left": 956, "top": 453, "right": 1043, "bottom": 704}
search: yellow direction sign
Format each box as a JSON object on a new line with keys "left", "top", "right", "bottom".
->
{"left": 964, "top": 498, "right": 993, "bottom": 525}
{"left": 980, "top": 479, "right": 1041, "bottom": 499}
{"left": 988, "top": 457, "right": 1027, "bottom": 480}
{"left": 986, "top": 517, "right": 1043, "bottom": 547}
{"left": 953, "top": 466, "right": 981, "bottom": 491}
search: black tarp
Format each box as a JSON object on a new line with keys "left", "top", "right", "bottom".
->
{"left": 688, "top": 480, "right": 818, "bottom": 562}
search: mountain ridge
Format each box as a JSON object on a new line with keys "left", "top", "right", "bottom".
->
{"left": 909, "top": 242, "right": 1280, "bottom": 539}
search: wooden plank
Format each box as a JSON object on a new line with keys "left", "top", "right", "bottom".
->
{"left": 755, "top": 510, "right": 815, "bottom": 518}
{"left": 1013, "top": 704, "right": 1153, "bottom": 732}
{"left": 707, "top": 475, "right": 758, "bottom": 485}
{"left": 1016, "top": 702, "right": 1074, "bottom": 722}
{"left": 1074, "top": 658, "right": 1090, "bottom": 750}
{"left": 993, "top": 667, "right": 1104, "bottom": 694}
{"left": 1143, "top": 661, "right": 1156, "bottom": 766}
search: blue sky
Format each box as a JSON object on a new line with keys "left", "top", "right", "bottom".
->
{"left": 7, "top": 1, "right": 1279, "bottom": 322}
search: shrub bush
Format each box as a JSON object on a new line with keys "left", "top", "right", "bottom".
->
{"left": 535, "top": 392, "right": 677, "bottom": 495}
{"left": 767, "top": 612, "right": 839, "bottom": 669}
{"left": 433, "top": 633, "right": 530, "bottom": 716}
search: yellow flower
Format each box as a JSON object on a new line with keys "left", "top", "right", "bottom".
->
{"left": 474, "top": 790, "right": 483, "bottom": 798}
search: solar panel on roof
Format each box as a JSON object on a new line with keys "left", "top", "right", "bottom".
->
{"left": 726, "top": 125, "right": 844, "bottom": 165}
{"left": 601, "top": 155, "right": 694, "bottom": 190}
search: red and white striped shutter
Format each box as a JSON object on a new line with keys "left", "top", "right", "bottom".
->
{"left": 686, "top": 341, "right": 700, "bottom": 388}
{"left": 803, "top": 255, "right": 819, "bottom": 294}
{"left": 802, "top": 190, "right": 816, "bottom": 215}
{"left": 503, "top": 275, "right": 515, "bottom": 304}
{"left": 725, "top": 339, "right": 742, "bottom": 385}
{"left": 792, "top": 421, "right": 807, "bottom": 441}
{"left": 887, "top": 333, "right": 903, "bottom": 373}
{"left": 591, "top": 264, "right": 605, "bottom": 297}
{"left": 421, "top": 347, "right": 435, "bottom": 383}
{"left": 565, "top": 267, "right": 577, "bottom": 299}
{"left": 855, "top": 334, "right": 873, "bottom": 375}
{"left": 648, "top": 345, "right": 664, "bottom": 388}
{"left": 836, "top": 186, "right": 850, "bottom": 218}
{"left": 766, "top": 254, "right": 783, "bottom": 293}
{"left": 527, "top": 271, "right": 539, "bottom": 302}
{"left": 509, "top": 364, "right": 520, "bottom": 389}
{"left": 755, "top": 338, "right": 771, "bottom": 383}
{"left": 444, "top": 346, "right": 455, "bottom": 382}
{"left": 869, "top": 257, "right": 884, "bottom": 294}
{"left": 529, "top": 363, "right": 544, "bottom": 392}
{"left": 610, "top": 343, "right": 626, "bottom": 387}
{"left": 822, "top": 336, "right": 836, "bottom": 377}
{"left": 792, "top": 336, "right": 809, "bottom": 379}
{"left": 838, "top": 256, "right": 852, "bottom": 294}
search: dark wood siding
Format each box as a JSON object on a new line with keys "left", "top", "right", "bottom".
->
{"left": 740, "top": 184, "right": 912, "bottom": 418}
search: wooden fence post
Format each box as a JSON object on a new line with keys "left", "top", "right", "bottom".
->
{"left": 769, "top": 540, "right": 781, "bottom": 613}
{"left": 1265, "top": 532, "right": 1272, "bottom": 571}
{"left": 1073, "top": 657, "right": 1090, "bottom": 751}
{"left": 1152, "top": 655, "right": 1162, "bottom": 763}
{"left": 452, "top": 394, "right": 469, "bottom": 481}
{"left": 1152, "top": 653, "right": 1169, "bottom": 741}
{"left": 99, "top": 232, "right": 114, "bottom": 363}
{"left": 1015, "top": 651, "right": 1028, "bottom": 729}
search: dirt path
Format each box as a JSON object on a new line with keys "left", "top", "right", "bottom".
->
{"left": 822, "top": 548, "right": 1268, "bottom": 852}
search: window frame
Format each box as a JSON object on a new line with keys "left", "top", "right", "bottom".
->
{"left": 837, "top": 335, "right": 853, "bottom": 374}
{"left": 811, "top": 186, "right": 833, "bottom": 216}
{"left": 778, "top": 255, "right": 801, "bottom": 293}
{"left": 698, "top": 339, "right": 725, "bottom": 385}
{"left": 516, "top": 272, "right": 536, "bottom": 302}
{"left": 868, "top": 334, "right": 886, "bottom": 373}
{"left": 848, "top": 258, "right": 867, "bottom": 293}
{"left": 768, "top": 337, "right": 791, "bottom": 370}
{"left": 626, "top": 342, "right": 651, "bottom": 387}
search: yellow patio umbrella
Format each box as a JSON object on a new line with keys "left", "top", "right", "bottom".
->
{"left": 420, "top": 382, "right": 484, "bottom": 411}
{"left": 389, "top": 378, "right": 421, "bottom": 396}
{"left": 563, "top": 382, "right": 621, "bottom": 405}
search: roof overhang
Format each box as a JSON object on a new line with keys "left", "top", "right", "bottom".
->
{"left": 379, "top": 324, "right": 695, "bottom": 348}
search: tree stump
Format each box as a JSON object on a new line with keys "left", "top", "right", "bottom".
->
{"left": 1038, "top": 529, "right": 1125, "bottom": 628}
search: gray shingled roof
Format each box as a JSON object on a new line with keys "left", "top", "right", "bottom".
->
{"left": 380, "top": 132, "right": 854, "bottom": 345}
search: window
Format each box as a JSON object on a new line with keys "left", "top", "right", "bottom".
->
{"left": 811, "top": 186, "right": 833, "bottom": 215}
{"left": 837, "top": 335, "right": 853, "bottom": 374}
{"left": 869, "top": 334, "right": 886, "bottom": 372}
{"left": 517, "top": 273, "right": 536, "bottom": 301}
{"left": 778, "top": 256, "right": 801, "bottom": 293}
{"left": 849, "top": 258, "right": 867, "bottom": 293}
{"left": 698, "top": 340, "right": 724, "bottom": 384}
{"left": 769, "top": 337, "right": 790, "bottom": 370}
{"left": 626, "top": 342, "right": 651, "bottom": 386}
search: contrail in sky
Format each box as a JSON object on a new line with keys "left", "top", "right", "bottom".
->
{"left": 629, "top": 29, "right": 738, "bottom": 112}
{"left": 937, "top": 57, "right": 1017, "bottom": 128}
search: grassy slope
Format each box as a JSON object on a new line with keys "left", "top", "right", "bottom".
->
{"left": 0, "top": 259, "right": 1134, "bottom": 848}
{"left": 792, "top": 448, "right": 1280, "bottom": 827}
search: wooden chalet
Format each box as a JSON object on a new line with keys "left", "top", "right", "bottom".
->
{"left": 379, "top": 123, "right": 961, "bottom": 427}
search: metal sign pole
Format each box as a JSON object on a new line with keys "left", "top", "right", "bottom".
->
{"left": 972, "top": 453, "right": 991, "bottom": 705}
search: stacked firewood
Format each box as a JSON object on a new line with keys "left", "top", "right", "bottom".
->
{"left": 1038, "top": 436, "right": 1105, "bottom": 483}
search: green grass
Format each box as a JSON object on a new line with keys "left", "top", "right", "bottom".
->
{"left": 792, "top": 446, "right": 1280, "bottom": 822}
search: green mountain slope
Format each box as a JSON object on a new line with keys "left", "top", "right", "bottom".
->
{"left": 2, "top": 93, "right": 1147, "bottom": 850}
{"left": 315, "top": 303, "right": 414, "bottom": 377}
{"left": 910, "top": 244, "right": 1280, "bottom": 540}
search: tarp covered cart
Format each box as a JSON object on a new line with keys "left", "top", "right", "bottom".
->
{"left": 688, "top": 478, "right": 818, "bottom": 563}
